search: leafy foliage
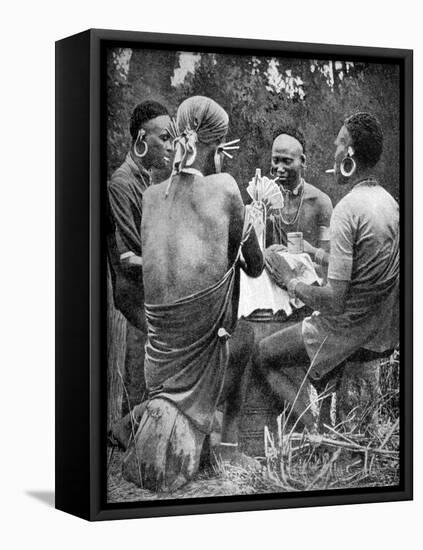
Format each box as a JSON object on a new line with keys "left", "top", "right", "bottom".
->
{"left": 107, "top": 49, "right": 400, "bottom": 205}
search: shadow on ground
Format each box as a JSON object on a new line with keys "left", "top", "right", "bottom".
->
{"left": 26, "top": 490, "right": 55, "bottom": 508}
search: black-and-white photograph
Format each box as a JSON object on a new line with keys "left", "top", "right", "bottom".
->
{"left": 105, "top": 45, "right": 401, "bottom": 503}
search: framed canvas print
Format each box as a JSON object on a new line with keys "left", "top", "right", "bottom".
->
{"left": 55, "top": 29, "right": 413, "bottom": 521}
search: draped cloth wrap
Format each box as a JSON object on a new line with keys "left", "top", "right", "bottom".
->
{"left": 121, "top": 223, "right": 251, "bottom": 491}
{"left": 121, "top": 266, "right": 238, "bottom": 491}
{"left": 172, "top": 96, "right": 229, "bottom": 174}
{"left": 144, "top": 264, "right": 237, "bottom": 434}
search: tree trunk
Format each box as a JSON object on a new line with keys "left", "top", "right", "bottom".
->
{"left": 107, "top": 264, "right": 127, "bottom": 432}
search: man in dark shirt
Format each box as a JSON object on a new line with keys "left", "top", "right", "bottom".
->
{"left": 107, "top": 100, "right": 172, "bottom": 331}
{"left": 107, "top": 101, "right": 172, "bottom": 414}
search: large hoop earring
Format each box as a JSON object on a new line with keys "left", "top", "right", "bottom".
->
{"left": 134, "top": 132, "right": 148, "bottom": 158}
{"left": 340, "top": 155, "right": 356, "bottom": 178}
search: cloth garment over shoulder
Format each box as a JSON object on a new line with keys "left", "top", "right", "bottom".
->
{"left": 303, "top": 181, "right": 399, "bottom": 380}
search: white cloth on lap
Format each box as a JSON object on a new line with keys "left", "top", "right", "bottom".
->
{"left": 238, "top": 252, "right": 321, "bottom": 318}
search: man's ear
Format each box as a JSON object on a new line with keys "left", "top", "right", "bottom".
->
{"left": 301, "top": 153, "right": 306, "bottom": 167}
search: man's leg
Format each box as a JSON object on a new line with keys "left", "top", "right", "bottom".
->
{"left": 110, "top": 315, "right": 148, "bottom": 448}
{"left": 122, "top": 323, "right": 147, "bottom": 415}
{"left": 219, "top": 319, "right": 255, "bottom": 444}
{"left": 211, "top": 320, "right": 263, "bottom": 468}
{"left": 257, "top": 322, "right": 316, "bottom": 430}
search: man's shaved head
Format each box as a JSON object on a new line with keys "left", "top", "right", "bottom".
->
{"left": 271, "top": 131, "right": 306, "bottom": 190}
{"left": 273, "top": 126, "right": 306, "bottom": 153}
{"left": 272, "top": 134, "right": 304, "bottom": 157}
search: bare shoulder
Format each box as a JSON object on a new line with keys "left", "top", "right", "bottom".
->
{"left": 317, "top": 189, "right": 333, "bottom": 210}
{"left": 204, "top": 172, "right": 241, "bottom": 198}
{"left": 304, "top": 181, "right": 333, "bottom": 209}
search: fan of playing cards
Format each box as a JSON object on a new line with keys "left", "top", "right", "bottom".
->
{"left": 246, "top": 169, "right": 284, "bottom": 213}
{"left": 243, "top": 169, "right": 284, "bottom": 250}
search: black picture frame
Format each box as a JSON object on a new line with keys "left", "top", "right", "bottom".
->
{"left": 55, "top": 28, "right": 413, "bottom": 521}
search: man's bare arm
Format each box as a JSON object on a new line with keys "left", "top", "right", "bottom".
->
{"left": 302, "top": 241, "right": 330, "bottom": 267}
{"left": 226, "top": 175, "right": 264, "bottom": 277}
{"left": 317, "top": 195, "right": 333, "bottom": 252}
{"left": 294, "top": 278, "right": 349, "bottom": 314}
{"left": 264, "top": 251, "right": 348, "bottom": 313}
{"left": 240, "top": 227, "right": 264, "bottom": 277}
{"left": 122, "top": 254, "right": 143, "bottom": 266}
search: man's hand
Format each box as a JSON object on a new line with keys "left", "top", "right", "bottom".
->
{"left": 266, "top": 243, "right": 287, "bottom": 254}
{"left": 245, "top": 203, "right": 265, "bottom": 240}
{"left": 122, "top": 254, "right": 143, "bottom": 267}
{"left": 264, "top": 250, "right": 295, "bottom": 288}
{"left": 302, "top": 240, "right": 316, "bottom": 257}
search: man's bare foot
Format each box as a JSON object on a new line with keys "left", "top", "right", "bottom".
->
{"left": 213, "top": 442, "right": 261, "bottom": 471}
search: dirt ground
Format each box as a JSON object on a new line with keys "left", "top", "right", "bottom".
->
{"left": 107, "top": 448, "right": 275, "bottom": 502}
{"left": 107, "top": 440, "right": 399, "bottom": 503}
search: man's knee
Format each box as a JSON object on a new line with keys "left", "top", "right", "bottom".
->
{"left": 254, "top": 322, "right": 306, "bottom": 375}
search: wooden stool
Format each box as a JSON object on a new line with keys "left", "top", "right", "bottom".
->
{"left": 316, "top": 348, "right": 395, "bottom": 433}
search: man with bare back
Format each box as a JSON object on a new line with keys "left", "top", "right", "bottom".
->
{"left": 122, "top": 96, "right": 263, "bottom": 491}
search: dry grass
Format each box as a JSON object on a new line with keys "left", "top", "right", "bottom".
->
{"left": 107, "top": 353, "right": 400, "bottom": 502}
{"left": 107, "top": 448, "right": 269, "bottom": 502}
{"left": 256, "top": 353, "right": 400, "bottom": 492}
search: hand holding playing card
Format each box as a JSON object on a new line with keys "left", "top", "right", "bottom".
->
{"left": 246, "top": 172, "right": 284, "bottom": 213}
{"left": 264, "top": 250, "right": 295, "bottom": 288}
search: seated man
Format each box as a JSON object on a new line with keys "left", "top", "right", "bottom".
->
{"left": 257, "top": 112, "right": 399, "bottom": 431}
{"left": 245, "top": 127, "right": 333, "bottom": 324}
{"left": 266, "top": 127, "right": 332, "bottom": 253}
{"left": 122, "top": 96, "right": 263, "bottom": 491}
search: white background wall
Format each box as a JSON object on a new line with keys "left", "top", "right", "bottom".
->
{"left": 0, "top": 0, "right": 420, "bottom": 547}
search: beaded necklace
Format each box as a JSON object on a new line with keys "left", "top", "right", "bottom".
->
{"left": 279, "top": 179, "right": 305, "bottom": 226}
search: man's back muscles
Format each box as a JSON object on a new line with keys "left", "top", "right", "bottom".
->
{"left": 141, "top": 173, "right": 241, "bottom": 304}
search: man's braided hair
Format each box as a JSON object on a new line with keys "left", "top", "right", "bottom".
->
{"left": 344, "top": 112, "right": 383, "bottom": 169}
